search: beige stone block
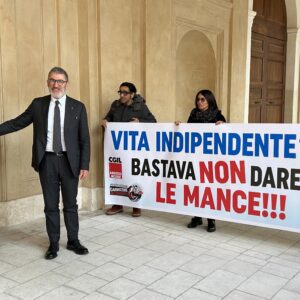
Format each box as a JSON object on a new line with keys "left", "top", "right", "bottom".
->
{"left": 0, "top": 195, "right": 44, "bottom": 227}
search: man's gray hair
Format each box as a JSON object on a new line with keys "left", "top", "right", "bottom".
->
{"left": 48, "top": 67, "right": 69, "bottom": 81}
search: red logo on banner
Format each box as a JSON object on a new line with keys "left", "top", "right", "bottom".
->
{"left": 110, "top": 184, "right": 143, "bottom": 201}
{"left": 109, "top": 157, "right": 122, "bottom": 179}
{"left": 109, "top": 162, "right": 122, "bottom": 179}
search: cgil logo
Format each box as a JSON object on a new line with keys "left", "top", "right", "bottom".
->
{"left": 109, "top": 157, "right": 122, "bottom": 163}
{"left": 109, "top": 157, "right": 122, "bottom": 179}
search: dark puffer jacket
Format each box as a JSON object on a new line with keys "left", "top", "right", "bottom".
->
{"left": 187, "top": 108, "right": 226, "bottom": 124}
{"left": 104, "top": 94, "right": 156, "bottom": 123}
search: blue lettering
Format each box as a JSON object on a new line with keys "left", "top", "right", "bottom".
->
{"left": 156, "top": 132, "right": 161, "bottom": 151}
{"left": 284, "top": 134, "right": 296, "bottom": 158}
{"left": 162, "top": 132, "right": 173, "bottom": 152}
{"left": 129, "top": 131, "right": 138, "bottom": 150}
{"left": 185, "top": 132, "right": 190, "bottom": 153}
{"left": 191, "top": 132, "right": 202, "bottom": 153}
{"left": 124, "top": 131, "right": 128, "bottom": 150}
{"left": 242, "top": 133, "right": 253, "bottom": 156}
{"left": 203, "top": 133, "right": 213, "bottom": 154}
{"left": 228, "top": 133, "right": 241, "bottom": 155}
{"left": 214, "top": 133, "right": 226, "bottom": 154}
{"left": 173, "top": 132, "right": 183, "bottom": 152}
{"left": 111, "top": 130, "right": 149, "bottom": 151}
{"left": 254, "top": 134, "right": 268, "bottom": 157}
{"left": 111, "top": 131, "right": 123, "bottom": 150}
{"left": 138, "top": 131, "right": 150, "bottom": 151}
{"left": 270, "top": 134, "right": 283, "bottom": 158}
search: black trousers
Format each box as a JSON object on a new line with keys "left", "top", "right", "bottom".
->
{"left": 39, "top": 152, "right": 79, "bottom": 243}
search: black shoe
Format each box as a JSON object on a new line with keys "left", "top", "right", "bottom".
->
{"left": 207, "top": 219, "right": 216, "bottom": 232}
{"left": 45, "top": 242, "right": 59, "bottom": 260}
{"left": 187, "top": 217, "right": 203, "bottom": 228}
{"left": 67, "top": 240, "right": 89, "bottom": 255}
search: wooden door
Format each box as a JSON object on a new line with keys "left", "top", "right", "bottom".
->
{"left": 249, "top": 0, "right": 286, "bottom": 123}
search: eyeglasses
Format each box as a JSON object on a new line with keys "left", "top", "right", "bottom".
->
{"left": 118, "top": 90, "right": 131, "bottom": 95}
{"left": 197, "top": 97, "right": 207, "bottom": 103}
{"left": 48, "top": 79, "right": 67, "bottom": 85}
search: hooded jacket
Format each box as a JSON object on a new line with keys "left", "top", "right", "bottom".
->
{"left": 104, "top": 94, "right": 156, "bottom": 123}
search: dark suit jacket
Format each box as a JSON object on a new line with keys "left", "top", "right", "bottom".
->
{"left": 0, "top": 95, "right": 90, "bottom": 177}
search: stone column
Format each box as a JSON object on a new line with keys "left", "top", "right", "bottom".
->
{"left": 243, "top": 10, "right": 257, "bottom": 122}
{"left": 145, "top": 0, "right": 175, "bottom": 122}
{"left": 229, "top": 0, "right": 255, "bottom": 122}
{"left": 284, "top": 28, "right": 300, "bottom": 123}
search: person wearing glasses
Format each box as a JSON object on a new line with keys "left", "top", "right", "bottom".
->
{"left": 175, "top": 89, "right": 225, "bottom": 232}
{"left": 101, "top": 82, "right": 156, "bottom": 217}
{"left": 0, "top": 67, "right": 90, "bottom": 259}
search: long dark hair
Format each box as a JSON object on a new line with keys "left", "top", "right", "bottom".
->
{"left": 195, "top": 89, "right": 218, "bottom": 110}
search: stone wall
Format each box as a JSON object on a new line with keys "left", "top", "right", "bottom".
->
{"left": 0, "top": 0, "right": 264, "bottom": 225}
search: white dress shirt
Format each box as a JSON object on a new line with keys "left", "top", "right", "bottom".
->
{"left": 46, "top": 95, "right": 67, "bottom": 152}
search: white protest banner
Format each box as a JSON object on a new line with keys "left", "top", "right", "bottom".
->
{"left": 104, "top": 123, "right": 300, "bottom": 232}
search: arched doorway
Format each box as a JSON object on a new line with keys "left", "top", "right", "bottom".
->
{"left": 176, "top": 30, "right": 216, "bottom": 120}
{"left": 249, "top": 0, "right": 287, "bottom": 123}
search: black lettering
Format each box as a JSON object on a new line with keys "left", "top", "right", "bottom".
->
{"left": 291, "top": 169, "right": 300, "bottom": 190}
{"left": 152, "top": 159, "right": 160, "bottom": 177}
{"left": 250, "top": 166, "right": 262, "bottom": 186}
{"left": 131, "top": 158, "right": 140, "bottom": 175}
{"left": 141, "top": 159, "right": 151, "bottom": 176}
{"left": 161, "top": 160, "right": 168, "bottom": 177}
{"left": 262, "top": 167, "right": 275, "bottom": 188}
{"left": 167, "top": 161, "right": 177, "bottom": 178}
{"left": 277, "top": 168, "right": 289, "bottom": 189}
{"left": 176, "top": 161, "right": 186, "bottom": 178}
{"left": 186, "top": 162, "right": 195, "bottom": 180}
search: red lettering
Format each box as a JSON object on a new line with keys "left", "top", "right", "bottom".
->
{"left": 232, "top": 190, "right": 246, "bottom": 213}
{"left": 155, "top": 181, "right": 176, "bottom": 204}
{"left": 166, "top": 183, "right": 176, "bottom": 204}
{"left": 156, "top": 182, "right": 165, "bottom": 203}
{"left": 199, "top": 161, "right": 213, "bottom": 183}
{"left": 248, "top": 192, "right": 261, "bottom": 216}
{"left": 199, "top": 161, "right": 246, "bottom": 184}
{"left": 230, "top": 161, "right": 246, "bottom": 183}
{"left": 215, "top": 161, "right": 229, "bottom": 183}
{"left": 183, "top": 185, "right": 199, "bottom": 207}
{"left": 200, "top": 187, "right": 215, "bottom": 209}
{"left": 216, "top": 188, "right": 231, "bottom": 211}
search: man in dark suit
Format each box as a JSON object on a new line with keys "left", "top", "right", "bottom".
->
{"left": 0, "top": 67, "right": 90, "bottom": 259}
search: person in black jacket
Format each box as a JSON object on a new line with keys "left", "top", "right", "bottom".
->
{"left": 0, "top": 67, "right": 90, "bottom": 259}
{"left": 176, "top": 89, "right": 225, "bottom": 232}
{"left": 101, "top": 82, "right": 156, "bottom": 217}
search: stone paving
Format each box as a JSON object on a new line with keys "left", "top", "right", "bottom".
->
{"left": 0, "top": 208, "right": 300, "bottom": 299}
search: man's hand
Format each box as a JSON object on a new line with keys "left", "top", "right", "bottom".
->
{"left": 101, "top": 119, "right": 107, "bottom": 128}
{"left": 130, "top": 117, "right": 139, "bottom": 122}
{"left": 215, "top": 121, "right": 225, "bottom": 125}
{"left": 79, "top": 170, "right": 89, "bottom": 180}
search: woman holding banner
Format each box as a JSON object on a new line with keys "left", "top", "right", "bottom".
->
{"left": 176, "top": 89, "right": 225, "bottom": 232}
{"left": 101, "top": 82, "right": 156, "bottom": 217}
